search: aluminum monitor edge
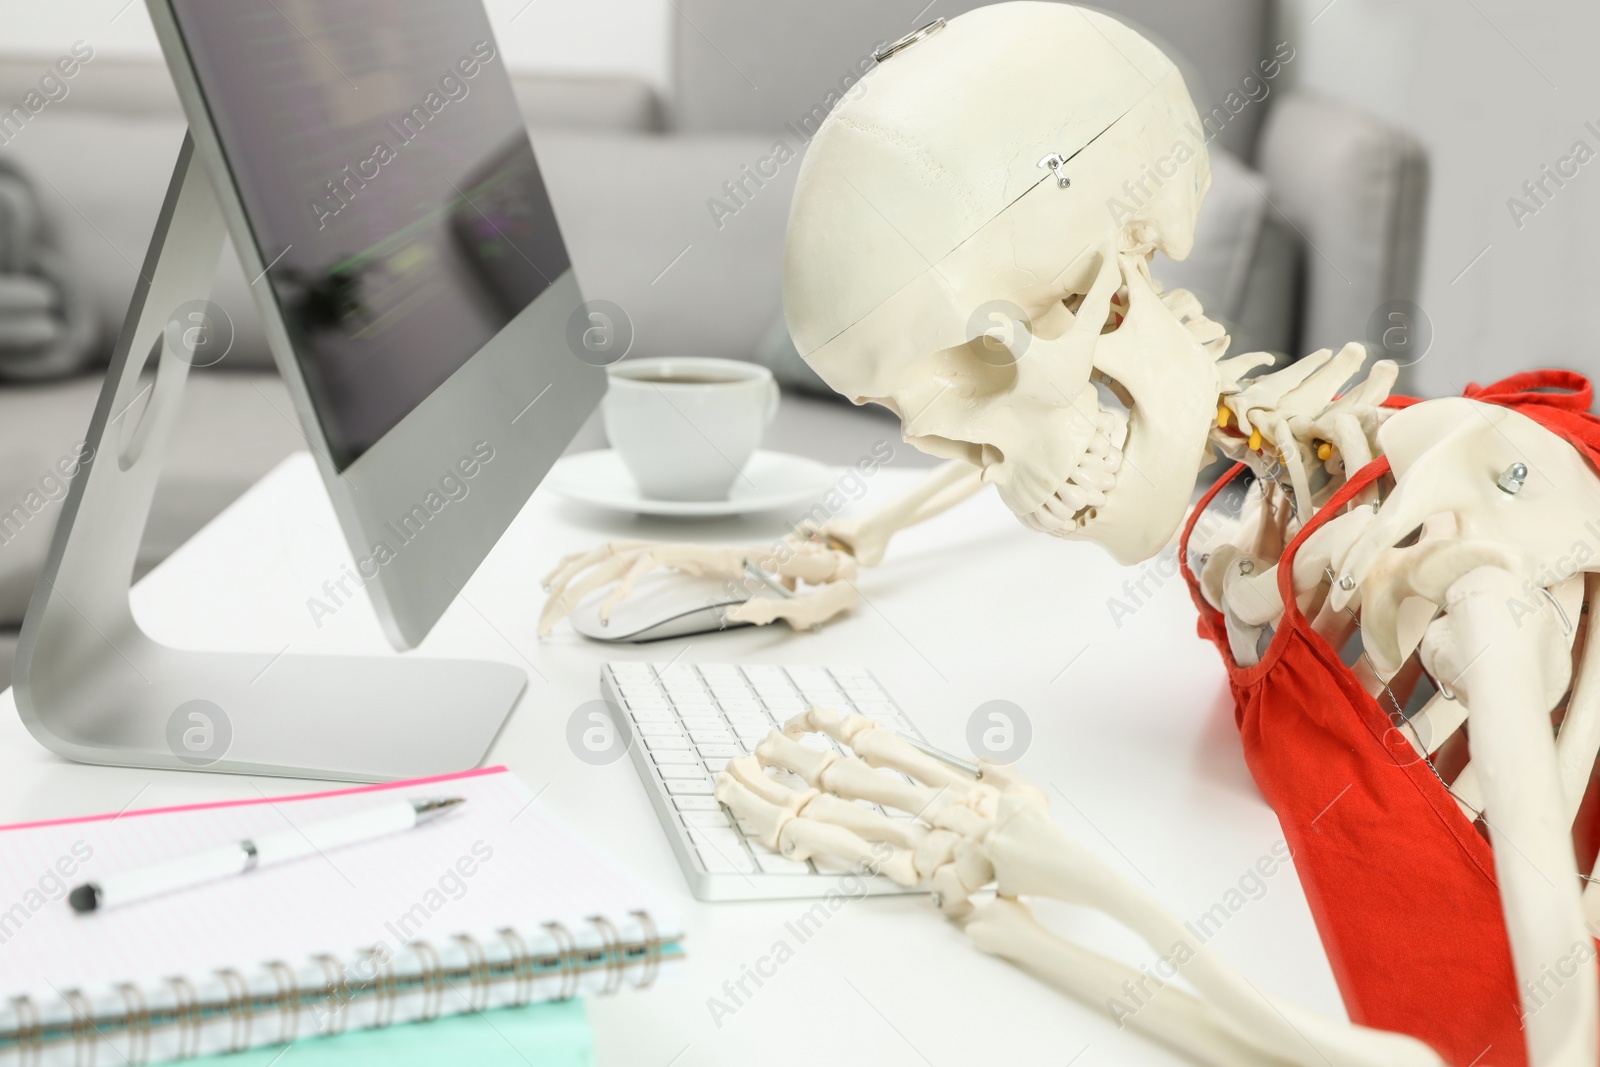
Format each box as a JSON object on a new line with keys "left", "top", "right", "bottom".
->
{"left": 144, "top": 0, "right": 604, "bottom": 649}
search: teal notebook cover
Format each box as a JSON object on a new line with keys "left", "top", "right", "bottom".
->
{"left": 188, "top": 1000, "right": 593, "bottom": 1067}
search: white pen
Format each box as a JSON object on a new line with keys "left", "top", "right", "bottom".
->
{"left": 69, "top": 797, "right": 465, "bottom": 913}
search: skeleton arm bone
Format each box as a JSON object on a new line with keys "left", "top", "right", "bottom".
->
{"left": 1324, "top": 400, "right": 1600, "bottom": 1062}
{"left": 1447, "top": 567, "right": 1597, "bottom": 1066}
{"left": 537, "top": 460, "right": 983, "bottom": 635}
{"left": 717, "top": 711, "right": 1445, "bottom": 1067}
{"left": 816, "top": 459, "right": 982, "bottom": 566}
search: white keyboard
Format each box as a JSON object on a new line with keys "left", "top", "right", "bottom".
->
{"left": 601, "top": 661, "right": 931, "bottom": 901}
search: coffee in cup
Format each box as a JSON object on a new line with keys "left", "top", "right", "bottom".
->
{"left": 602, "top": 357, "right": 779, "bottom": 501}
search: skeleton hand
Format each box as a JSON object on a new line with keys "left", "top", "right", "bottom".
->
{"left": 537, "top": 537, "right": 860, "bottom": 636}
{"left": 716, "top": 708, "right": 1445, "bottom": 1067}
{"left": 538, "top": 461, "right": 983, "bottom": 636}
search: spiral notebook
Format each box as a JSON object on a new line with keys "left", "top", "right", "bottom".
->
{"left": 0, "top": 766, "right": 682, "bottom": 1066}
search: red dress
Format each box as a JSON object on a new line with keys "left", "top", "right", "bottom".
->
{"left": 1177, "top": 371, "right": 1600, "bottom": 1066}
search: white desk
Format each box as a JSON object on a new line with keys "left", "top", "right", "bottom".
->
{"left": 0, "top": 448, "right": 1346, "bottom": 1067}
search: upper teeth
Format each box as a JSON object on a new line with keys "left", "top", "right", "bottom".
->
{"left": 1023, "top": 407, "right": 1128, "bottom": 536}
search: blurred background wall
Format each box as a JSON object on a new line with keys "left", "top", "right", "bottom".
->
{"left": 1, "top": 0, "right": 1595, "bottom": 399}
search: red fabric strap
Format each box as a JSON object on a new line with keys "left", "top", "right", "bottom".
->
{"left": 1177, "top": 368, "right": 1600, "bottom": 1065}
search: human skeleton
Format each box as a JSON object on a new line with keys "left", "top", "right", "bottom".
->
{"left": 541, "top": 5, "right": 1600, "bottom": 1063}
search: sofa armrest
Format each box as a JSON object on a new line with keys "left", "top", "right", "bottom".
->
{"left": 1254, "top": 91, "right": 1429, "bottom": 367}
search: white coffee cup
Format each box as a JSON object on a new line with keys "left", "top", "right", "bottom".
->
{"left": 602, "top": 357, "right": 780, "bottom": 501}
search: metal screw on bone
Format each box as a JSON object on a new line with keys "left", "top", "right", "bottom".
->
{"left": 1238, "top": 559, "right": 1254, "bottom": 575}
{"left": 872, "top": 18, "right": 945, "bottom": 63}
{"left": 1037, "top": 152, "right": 1072, "bottom": 188}
{"left": 1496, "top": 461, "right": 1528, "bottom": 495}
{"left": 1338, "top": 575, "right": 1356, "bottom": 591}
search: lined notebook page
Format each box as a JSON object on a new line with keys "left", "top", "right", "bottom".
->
{"left": 0, "top": 766, "right": 679, "bottom": 1001}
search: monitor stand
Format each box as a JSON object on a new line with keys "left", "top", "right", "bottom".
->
{"left": 12, "top": 136, "right": 527, "bottom": 783}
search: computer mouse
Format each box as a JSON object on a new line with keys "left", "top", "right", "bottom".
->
{"left": 569, "top": 570, "right": 787, "bottom": 643}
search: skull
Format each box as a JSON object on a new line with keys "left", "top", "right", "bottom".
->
{"left": 785, "top": 2, "right": 1226, "bottom": 564}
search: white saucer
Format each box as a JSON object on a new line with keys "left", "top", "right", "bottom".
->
{"left": 545, "top": 449, "right": 839, "bottom": 517}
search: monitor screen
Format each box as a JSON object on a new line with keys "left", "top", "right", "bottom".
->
{"left": 169, "top": 0, "right": 570, "bottom": 470}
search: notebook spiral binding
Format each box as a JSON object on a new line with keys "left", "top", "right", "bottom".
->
{"left": 168, "top": 976, "right": 200, "bottom": 1059}
{"left": 215, "top": 969, "right": 251, "bottom": 1053}
{"left": 0, "top": 912, "right": 667, "bottom": 1066}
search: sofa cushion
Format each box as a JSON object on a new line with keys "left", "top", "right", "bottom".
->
{"left": 0, "top": 111, "right": 279, "bottom": 373}
{"left": 1256, "top": 91, "right": 1428, "bottom": 363}
{"left": 0, "top": 54, "right": 665, "bottom": 132}
{"left": 3, "top": 114, "right": 747, "bottom": 381}
{"left": 533, "top": 129, "right": 798, "bottom": 362}
{"left": 511, "top": 74, "right": 664, "bottom": 134}
{"left": 0, "top": 158, "right": 100, "bottom": 380}
{"left": 1154, "top": 146, "right": 1296, "bottom": 358}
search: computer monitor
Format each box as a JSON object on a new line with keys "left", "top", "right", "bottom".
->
{"left": 12, "top": 0, "right": 602, "bottom": 781}
{"left": 159, "top": 0, "right": 603, "bottom": 648}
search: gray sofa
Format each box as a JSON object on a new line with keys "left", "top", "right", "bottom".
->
{"left": 0, "top": 0, "right": 1427, "bottom": 687}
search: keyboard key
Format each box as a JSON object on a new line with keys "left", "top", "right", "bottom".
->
{"left": 607, "top": 663, "right": 913, "bottom": 892}
{"left": 697, "top": 846, "right": 755, "bottom": 874}
{"left": 682, "top": 810, "right": 731, "bottom": 828}
{"left": 853, "top": 703, "right": 897, "bottom": 719}
{"left": 752, "top": 848, "right": 811, "bottom": 875}
{"left": 673, "top": 705, "right": 718, "bottom": 720}
{"left": 662, "top": 673, "right": 703, "bottom": 688}
{"left": 611, "top": 662, "right": 652, "bottom": 675}
{"left": 680, "top": 716, "right": 726, "bottom": 731}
